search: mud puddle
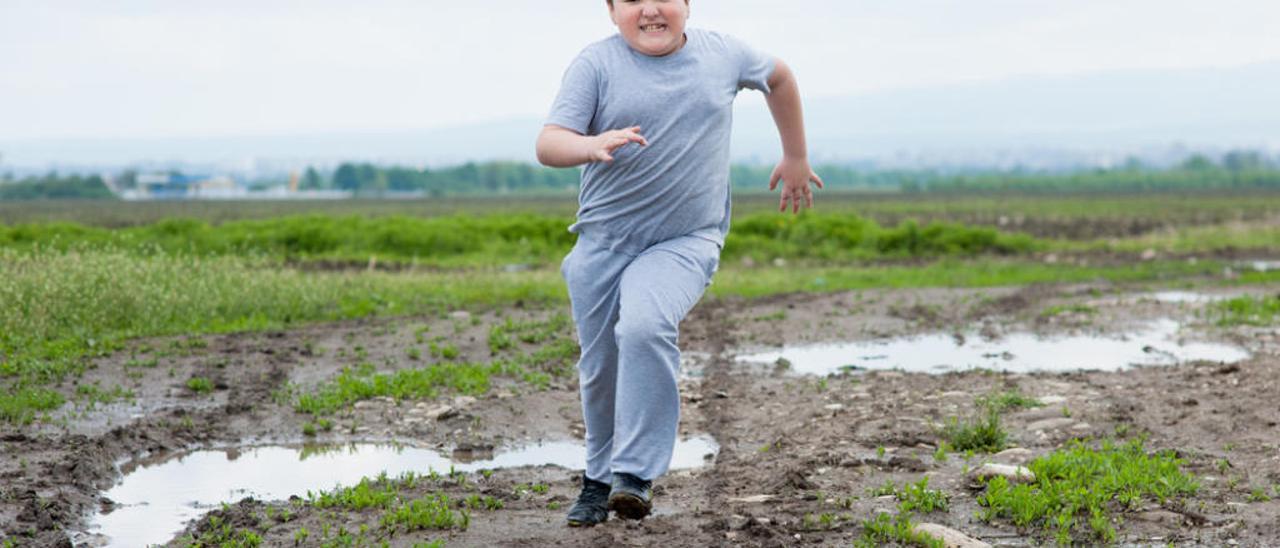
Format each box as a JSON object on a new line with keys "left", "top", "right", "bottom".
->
{"left": 88, "top": 437, "right": 718, "bottom": 547}
{"left": 735, "top": 318, "right": 1248, "bottom": 376}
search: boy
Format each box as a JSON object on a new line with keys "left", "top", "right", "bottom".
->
{"left": 536, "top": 0, "right": 822, "bottom": 526}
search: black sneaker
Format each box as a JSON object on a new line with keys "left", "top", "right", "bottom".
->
{"left": 607, "top": 472, "right": 653, "bottom": 520}
{"left": 566, "top": 476, "right": 611, "bottom": 527}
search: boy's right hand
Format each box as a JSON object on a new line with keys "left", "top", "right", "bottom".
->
{"left": 587, "top": 126, "right": 648, "bottom": 163}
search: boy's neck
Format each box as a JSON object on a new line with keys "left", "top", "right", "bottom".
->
{"left": 627, "top": 32, "right": 688, "bottom": 58}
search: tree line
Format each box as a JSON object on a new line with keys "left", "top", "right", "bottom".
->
{"left": 2, "top": 151, "right": 1278, "bottom": 200}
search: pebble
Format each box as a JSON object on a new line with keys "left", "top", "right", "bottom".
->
{"left": 968, "top": 463, "right": 1035, "bottom": 484}
{"left": 1038, "top": 395, "right": 1067, "bottom": 405}
{"left": 912, "top": 523, "right": 992, "bottom": 548}
{"left": 449, "top": 310, "right": 471, "bottom": 321}
{"left": 823, "top": 403, "right": 845, "bottom": 411}
{"left": 993, "top": 447, "right": 1033, "bottom": 464}
{"left": 1026, "top": 417, "right": 1075, "bottom": 432}
{"left": 728, "top": 494, "right": 778, "bottom": 504}
{"left": 424, "top": 405, "right": 457, "bottom": 420}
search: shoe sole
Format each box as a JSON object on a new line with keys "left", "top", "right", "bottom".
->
{"left": 566, "top": 518, "right": 605, "bottom": 528}
{"left": 608, "top": 492, "right": 652, "bottom": 520}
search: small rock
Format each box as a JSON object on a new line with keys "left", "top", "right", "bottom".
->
{"left": 754, "top": 517, "right": 772, "bottom": 526}
{"left": 1141, "top": 248, "right": 1157, "bottom": 261}
{"left": 728, "top": 494, "right": 779, "bottom": 504}
{"left": 1026, "top": 418, "right": 1075, "bottom": 432}
{"left": 454, "top": 396, "right": 477, "bottom": 407}
{"left": 353, "top": 400, "right": 376, "bottom": 410}
{"left": 449, "top": 310, "right": 471, "bottom": 321}
{"left": 1070, "top": 422, "right": 1092, "bottom": 431}
{"left": 913, "top": 523, "right": 992, "bottom": 548}
{"left": 938, "top": 391, "right": 969, "bottom": 399}
{"left": 1038, "top": 395, "right": 1067, "bottom": 405}
{"left": 1135, "top": 510, "right": 1183, "bottom": 526}
{"left": 993, "top": 447, "right": 1033, "bottom": 464}
{"left": 968, "top": 463, "right": 1035, "bottom": 484}
{"left": 424, "top": 405, "right": 457, "bottom": 420}
{"left": 823, "top": 403, "right": 845, "bottom": 411}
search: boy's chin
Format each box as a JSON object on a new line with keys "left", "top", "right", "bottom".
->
{"left": 628, "top": 35, "right": 681, "bottom": 56}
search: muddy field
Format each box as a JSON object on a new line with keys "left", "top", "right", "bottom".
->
{"left": 2, "top": 278, "right": 1278, "bottom": 547}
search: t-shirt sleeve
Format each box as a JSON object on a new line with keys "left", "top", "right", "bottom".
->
{"left": 726, "top": 35, "right": 775, "bottom": 94}
{"left": 545, "top": 56, "right": 599, "bottom": 135}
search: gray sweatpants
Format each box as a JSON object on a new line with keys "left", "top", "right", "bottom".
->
{"left": 561, "top": 233, "right": 720, "bottom": 483}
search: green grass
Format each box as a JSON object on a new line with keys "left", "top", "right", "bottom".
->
{"left": 1039, "top": 303, "right": 1097, "bottom": 318}
{"left": 186, "top": 377, "right": 214, "bottom": 394}
{"left": 0, "top": 248, "right": 564, "bottom": 424}
{"left": 976, "top": 388, "right": 1044, "bottom": 414}
{"left": 295, "top": 316, "right": 575, "bottom": 417}
{"left": 1212, "top": 294, "right": 1280, "bottom": 326}
{"left": 381, "top": 493, "right": 470, "bottom": 532}
{"left": 855, "top": 511, "right": 944, "bottom": 548}
{"left": 0, "top": 198, "right": 1272, "bottom": 426}
{"left": 939, "top": 408, "right": 1009, "bottom": 453}
{"left": 180, "top": 514, "right": 264, "bottom": 547}
{"left": 976, "top": 438, "right": 1198, "bottom": 545}
{"left": 896, "top": 477, "right": 950, "bottom": 513}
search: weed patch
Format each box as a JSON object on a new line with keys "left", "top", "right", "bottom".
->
{"left": 1212, "top": 294, "right": 1280, "bottom": 326}
{"left": 854, "top": 512, "right": 943, "bottom": 548}
{"left": 976, "top": 438, "right": 1198, "bottom": 545}
{"left": 939, "top": 408, "right": 1008, "bottom": 453}
{"left": 977, "top": 388, "right": 1043, "bottom": 414}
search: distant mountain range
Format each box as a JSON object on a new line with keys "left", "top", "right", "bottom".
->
{"left": 3, "top": 60, "right": 1277, "bottom": 172}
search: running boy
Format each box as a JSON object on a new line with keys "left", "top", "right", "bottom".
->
{"left": 536, "top": 0, "right": 823, "bottom": 526}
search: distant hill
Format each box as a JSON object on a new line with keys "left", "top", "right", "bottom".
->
{"left": 2, "top": 61, "right": 1277, "bottom": 170}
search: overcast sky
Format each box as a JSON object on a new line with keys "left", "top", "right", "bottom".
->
{"left": 2, "top": 0, "right": 1278, "bottom": 141}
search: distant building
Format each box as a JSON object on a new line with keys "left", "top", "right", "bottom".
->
{"left": 129, "top": 173, "right": 244, "bottom": 200}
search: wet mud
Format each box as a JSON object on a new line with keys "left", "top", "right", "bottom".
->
{"left": 2, "top": 281, "right": 1278, "bottom": 547}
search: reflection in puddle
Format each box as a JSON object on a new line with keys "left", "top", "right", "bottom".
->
{"left": 736, "top": 319, "right": 1248, "bottom": 376}
{"left": 1149, "top": 291, "right": 1228, "bottom": 304}
{"left": 90, "top": 436, "right": 717, "bottom": 547}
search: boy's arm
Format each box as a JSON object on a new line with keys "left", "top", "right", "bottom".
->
{"left": 764, "top": 58, "right": 824, "bottom": 213}
{"left": 536, "top": 125, "right": 649, "bottom": 168}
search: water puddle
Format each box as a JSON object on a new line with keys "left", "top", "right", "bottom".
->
{"left": 1244, "top": 260, "right": 1280, "bottom": 272}
{"left": 88, "top": 436, "right": 717, "bottom": 547}
{"left": 735, "top": 319, "right": 1249, "bottom": 376}
{"left": 1149, "top": 291, "right": 1227, "bottom": 304}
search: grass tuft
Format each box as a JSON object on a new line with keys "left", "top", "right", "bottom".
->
{"left": 976, "top": 438, "right": 1198, "bottom": 545}
{"left": 940, "top": 408, "right": 1008, "bottom": 453}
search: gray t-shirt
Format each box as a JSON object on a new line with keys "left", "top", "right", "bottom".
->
{"left": 546, "top": 28, "right": 774, "bottom": 255}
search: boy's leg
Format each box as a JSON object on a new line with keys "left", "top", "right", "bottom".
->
{"left": 610, "top": 235, "right": 720, "bottom": 481}
{"left": 562, "top": 237, "right": 632, "bottom": 485}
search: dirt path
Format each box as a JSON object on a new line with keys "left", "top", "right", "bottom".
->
{"left": 2, "top": 283, "right": 1278, "bottom": 547}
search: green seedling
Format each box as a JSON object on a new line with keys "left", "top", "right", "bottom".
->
{"left": 186, "top": 377, "right": 214, "bottom": 394}
{"left": 855, "top": 512, "right": 944, "bottom": 548}
{"left": 406, "top": 347, "right": 422, "bottom": 361}
{"left": 896, "top": 477, "right": 949, "bottom": 513}
{"left": 381, "top": 494, "right": 469, "bottom": 533}
{"left": 933, "top": 442, "right": 951, "bottom": 462}
{"left": 1248, "top": 487, "right": 1271, "bottom": 502}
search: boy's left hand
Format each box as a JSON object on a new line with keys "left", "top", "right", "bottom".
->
{"left": 769, "top": 156, "right": 824, "bottom": 213}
